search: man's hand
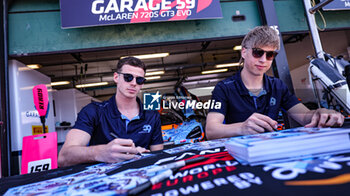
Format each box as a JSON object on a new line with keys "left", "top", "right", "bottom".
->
{"left": 305, "top": 108, "right": 344, "bottom": 128}
{"left": 94, "top": 138, "right": 139, "bottom": 163}
{"left": 240, "top": 113, "right": 278, "bottom": 135}
{"left": 136, "top": 146, "right": 150, "bottom": 154}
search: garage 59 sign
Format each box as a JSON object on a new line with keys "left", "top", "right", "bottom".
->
{"left": 60, "top": 0, "right": 223, "bottom": 28}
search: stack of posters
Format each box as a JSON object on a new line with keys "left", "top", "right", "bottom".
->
{"left": 225, "top": 127, "right": 350, "bottom": 165}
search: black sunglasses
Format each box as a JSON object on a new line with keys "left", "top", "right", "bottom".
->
{"left": 117, "top": 72, "right": 146, "bottom": 85}
{"left": 251, "top": 48, "right": 278, "bottom": 60}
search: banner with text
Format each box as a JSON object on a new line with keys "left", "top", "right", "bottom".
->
{"left": 60, "top": 0, "right": 223, "bottom": 29}
{"left": 322, "top": 0, "right": 350, "bottom": 11}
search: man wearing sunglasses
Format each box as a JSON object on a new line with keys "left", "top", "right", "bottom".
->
{"left": 58, "top": 57, "right": 163, "bottom": 167}
{"left": 206, "top": 26, "right": 344, "bottom": 140}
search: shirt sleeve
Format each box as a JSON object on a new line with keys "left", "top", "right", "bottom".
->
{"left": 151, "top": 111, "right": 164, "bottom": 145}
{"left": 279, "top": 80, "right": 300, "bottom": 111}
{"left": 72, "top": 103, "right": 99, "bottom": 135}
{"left": 209, "top": 82, "right": 228, "bottom": 116}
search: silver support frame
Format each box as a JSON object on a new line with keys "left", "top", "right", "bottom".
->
{"left": 302, "top": 0, "right": 328, "bottom": 59}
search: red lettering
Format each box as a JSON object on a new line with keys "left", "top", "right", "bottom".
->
{"left": 152, "top": 182, "right": 162, "bottom": 190}
{"left": 182, "top": 152, "right": 233, "bottom": 170}
{"left": 197, "top": 172, "right": 209, "bottom": 179}
{"left": 166, "top": 179, "right": 178, "bottom": 186}
{"left": 182, "top": 175, "right": 193, "bottom": 183}
{"left": 212, "top": 168, "right": 223, "bottom": 175}
{"left": 37, "top": 89, "right": 44, "bottom": 109}
{"left": 226, "top": 166, "right": 237, "bottom": 172}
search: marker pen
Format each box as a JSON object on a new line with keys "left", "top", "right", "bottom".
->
{"left": 128, "top": 168, "right": 178, "bottom": 195}
{"left": 110, "top": 132, "right": 142, "bottom": 156}
{"left": 147, "top": 156, "right": 206, "bottom": 174}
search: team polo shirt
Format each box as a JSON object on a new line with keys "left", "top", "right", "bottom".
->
{"left": 73, "top": 95, "right": 163, "bottom": 148}
{"left": 210, "top": 70, "right": 300, "bottom": 124}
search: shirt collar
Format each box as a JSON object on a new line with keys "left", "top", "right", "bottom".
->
{"left": 263, "top": 73, "right": 271, "bottom": 93}
{"left": 233, "top": 69, "right": 271, "bottom": 96}
{"left": 121, "top": 114, "right": 140, "bottom": 121}
{"left": 248, "top": 89, "right": 267, "bottom": 98}
{"left": 109, "top": 95, "right": 145, "bottom": 119}
{"left": 233, "top": 69, "right": 250, "bottom": 96}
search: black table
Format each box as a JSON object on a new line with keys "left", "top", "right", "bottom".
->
{"left": 1, "top": 140, "right": 350, "bottom": 196}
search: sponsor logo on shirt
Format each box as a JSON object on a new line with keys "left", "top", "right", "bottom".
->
{"left": 270, "top": 97, "right": 276, "bottom": 106}
{"left": 139, "top": 124, "right": 152, "bottom": 133}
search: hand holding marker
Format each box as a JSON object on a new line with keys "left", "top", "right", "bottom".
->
{"left": 110, "top": 132, "right": 143, "bottom": 156}
{"left": 33, "top": 84, "right": 49, "bottom": 133}
{"left": 128, "top": 156, "right": 206, "bottom": 195}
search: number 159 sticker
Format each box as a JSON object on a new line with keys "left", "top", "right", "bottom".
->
{"left": 28, "top": 158, "right": 52, "bottom": 173}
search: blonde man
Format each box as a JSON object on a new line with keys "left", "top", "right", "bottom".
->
{"left": 206, "top": 26, "right": 344, "bottom": 140}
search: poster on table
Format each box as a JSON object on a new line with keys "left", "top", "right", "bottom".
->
{"left": 5, "top": 138, "right": 350, "bottom": 196}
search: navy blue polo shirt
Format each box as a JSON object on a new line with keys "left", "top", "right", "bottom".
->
{"left": 210, "top": 70, "right": 300, "bottom": 124}
{"left": 73, "top": 95, "right": 163, "bottom": 148}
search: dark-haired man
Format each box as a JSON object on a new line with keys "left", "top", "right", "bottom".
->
{"left": 58, "top": 57, "right": 163, "bottom": 167}
{"left": 206, "top": 26, "right": 344, "bottom": 140}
